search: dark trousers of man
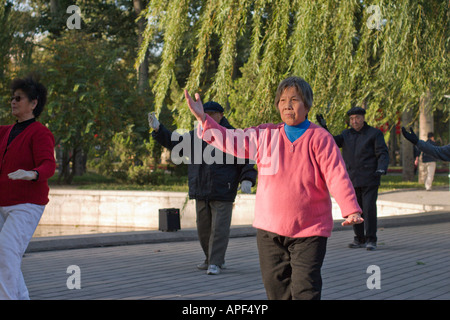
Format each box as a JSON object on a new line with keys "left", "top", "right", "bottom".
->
{"left": 196, "top": 200, "right": 233, "bottom": 266}
{"left": 353, "top": 185, "right": 379, "bottom": 243}
{"left": 256, "top": 229, "right": 327, "bottom": 300}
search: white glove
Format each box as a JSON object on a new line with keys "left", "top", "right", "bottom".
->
{"left": 148, "top": 112, "right": 160, "bottom": 131}
{"left": 8, "top": 169, "right": 37, "bottom": 181}
{"left": 240, "top": 180, "right": 252, "bottom": 194}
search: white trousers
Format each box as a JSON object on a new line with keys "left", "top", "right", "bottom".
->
{"left": 424, "top": 162, "right": 436, "bottom": 191}
{"left": 0, "top": 203, "right": 45, "bottom": 300}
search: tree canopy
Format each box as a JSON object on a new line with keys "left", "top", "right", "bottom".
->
{"left": 1, "top": 0, "right": 158, "bottom": 183}
{"left": 138, "top": 0, "right": 449, "bottom": 133}
{"left": 0, "top": 0, "right": 448, "bottom": 184}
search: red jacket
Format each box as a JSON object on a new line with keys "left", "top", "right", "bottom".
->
{"left": 0, "top": 122, "right": 56, "bottom": 206}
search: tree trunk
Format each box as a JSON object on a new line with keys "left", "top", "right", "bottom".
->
{"left": 57, "top": 147, "right": 71, "bottom": 185}
{"left": 402, "top": 110, "right": 415, "bottom": 181}
{"left": 50, "top": 0, "right": 58, "bottom": 14}
{"left": 418, "top": 89, "right": 433, "bottom": 184}
{"left": 134, "top": 0, "right": 149, "bottom": 94}
{"left": 56, "top": 145, "right": 85, "bottom": 184}
{"left": 388, "top": 124, "right": 397, "bottom": 166}
{"left": 73, "top": 146, "right": 86, "bottom": 176}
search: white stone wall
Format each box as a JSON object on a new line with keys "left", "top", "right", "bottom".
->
{"left": 41, "top": 189, "right": 444, "bottom": 230}
{"left": 42, "top": 190, "right": 257, "bottom": 229}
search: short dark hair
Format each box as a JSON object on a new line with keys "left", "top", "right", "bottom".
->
{"left": 274, "top": 77, "right": 313, "bottom": 111}
{"left": 427, "top": 132, "right": 434, "bottom": 139}
{"left": 10, "top": 75, "right": 47, "bottom": 118}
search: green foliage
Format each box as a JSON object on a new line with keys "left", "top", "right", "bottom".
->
{"left": 140, "top": 0, "right": 449, "bottom": 132}
{"left": 1, "top": 0, "right": 162, "bottom": 184}
{"left": 0, "top": 0, "right": 42, "bottom": 118}
{"left": 32, "top": 31, "right": 142, "bottom": 183}
{"left": 2, "top": 0, "right": 449, "bottom": 187}
{"left": 378, "top": 174, "right": 449, "bottom": 193}
{"left": 88, "top": 124, "right": 167, "bottom": 185}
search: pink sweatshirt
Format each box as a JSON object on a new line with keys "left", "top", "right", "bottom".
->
{"left": 199, "top": 115, "right": 361, "bottom": 238}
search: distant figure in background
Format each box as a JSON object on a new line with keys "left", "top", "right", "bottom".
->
{"left": 0, "top": 76, "right": 56, "bottom": 299}
{"left": 416, "top": 132, "right": 438, "bottom": 191}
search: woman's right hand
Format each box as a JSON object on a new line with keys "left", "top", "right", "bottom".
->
{"left": 341, "top": 213, "right": 364, "bottom": 226}
{"left": 8, "top": 169, "right": 37, "bottom": 181}
{"left": 184, "top": 90, "right": 205, "bottom": 123}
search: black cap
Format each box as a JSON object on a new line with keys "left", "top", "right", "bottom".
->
{"left": 347, "top": 106, "right": 366, "bottom": 116}
{"left": 203, "top": 101, "right": 224, "bottom": 113}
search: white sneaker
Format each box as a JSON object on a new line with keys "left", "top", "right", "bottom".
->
{"left": 207, "top": 265, "right": 221, "bottom": 275}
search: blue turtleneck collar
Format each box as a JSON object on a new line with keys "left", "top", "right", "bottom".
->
{"left": 284, "top": 118, "right": 310, "bottom": 143}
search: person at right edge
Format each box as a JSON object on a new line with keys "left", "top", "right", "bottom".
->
{"left": 402, "top": 126, "right": 450, "bottom": 162}
{"left": 317, "top": 107, "right": 389, "bottom": 251}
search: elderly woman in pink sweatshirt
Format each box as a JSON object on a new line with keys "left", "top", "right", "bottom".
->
{"left": 185, "top": 76, "right": 363, "bottom": 300}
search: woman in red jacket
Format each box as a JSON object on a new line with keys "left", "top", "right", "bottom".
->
{"left": 0, "top": 76, "right": 55, "bottom": 300}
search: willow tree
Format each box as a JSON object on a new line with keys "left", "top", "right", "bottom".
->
{"left": 368, "top": 1, "right": 449, "bottom": 124}
{"left": 137, "top": 0, "right": 449, "bottom": 134}
{"left": 370, "top": 1, "right": 449, "bottom": 180}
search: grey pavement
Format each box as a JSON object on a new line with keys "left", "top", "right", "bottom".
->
{"left": 22, "top": 188, "right": 450, "bottom": 301}
{"left": 378, "top": 187, "right": 450, "bottom": 210}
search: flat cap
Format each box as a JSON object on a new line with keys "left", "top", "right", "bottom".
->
{"left": 203, "top": 101, "right": 224, "bottom": 113}
{"left": 347, "top": 106, "right": 366, "bottom": 116}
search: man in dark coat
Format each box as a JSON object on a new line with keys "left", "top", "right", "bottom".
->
{"left": 149, "top": 102, "right": 257, "bottom": 274}
{"left": 317, "top": 107, "right": 389, "bottom": 251}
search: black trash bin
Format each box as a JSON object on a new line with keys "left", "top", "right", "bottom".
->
{"left": 158, "top": 208, "right": 180, "bottom": 232}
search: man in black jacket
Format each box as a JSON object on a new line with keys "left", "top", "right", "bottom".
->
{"left": 149, "top": 101, "right": 257, "bottom": 274}
{"left": 317, "top": 107, "right": 389, "bottom": 251}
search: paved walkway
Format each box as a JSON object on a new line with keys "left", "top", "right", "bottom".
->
{"left": 21, "top": 188, "right": 450, "bottom": 301}
{"left": 378, "top": 187, "right": 450, "bottom": 210}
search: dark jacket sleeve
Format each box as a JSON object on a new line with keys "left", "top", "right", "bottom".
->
{"left": 416, "top": 140, "right": 450, "bottom": 162}
{"left": 151, "top": 123, "right": 179, "bottom": 150}
{"left": 374, "top": 129, "right": 389, "bottom": 172}
{"left": 333, "top": 133, "right": 344, "bottom": 148}
{"left": 237, "top": 162, "right": 257, "bottom": 186}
